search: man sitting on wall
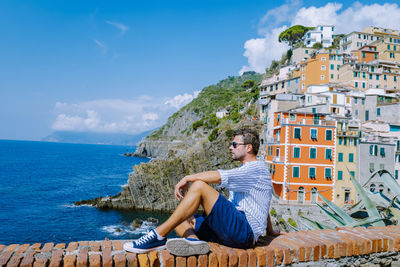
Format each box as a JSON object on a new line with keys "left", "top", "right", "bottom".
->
{"left": 124, "top": 128, "right": 281, "bottom": 256}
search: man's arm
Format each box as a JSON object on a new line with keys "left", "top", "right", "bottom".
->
{"left": 266, "top": 214, "right": 286, "bottom": 236}
{"left": 175, "top": 171, "right": 221, "bottom": 200}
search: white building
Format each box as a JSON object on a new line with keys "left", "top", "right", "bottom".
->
{"left": 304, "top": 25, "right": 335, "bottom": 48}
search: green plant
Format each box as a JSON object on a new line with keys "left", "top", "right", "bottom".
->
{"left": 288, "top": 218, "right": 297, "bottom": 228}
{"left": 278, "top": 25, "right": 314, "bottom": 48}
{"left": 192, "top": 119, "right": 204, "bottom": 131}
{"left": 270, "top": 208, "right": 277, "bottom": 216}
{"left": 208, "top": 128, "right": 219, "bottom": 142}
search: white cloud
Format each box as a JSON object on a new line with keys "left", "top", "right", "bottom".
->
{"left": 105, "top": 20, "right": 129, "bottom": 34}
{"left": 164, "top": 91, "right": 200, "bottom": 109}
{"left": 240, "top": 1, "right": 400, "bottom": 74}
{"left": 94, "top": 39, "right": 107, "bottom": 53}
{"left": 52, "top": 92, "right": 198, "bottom": 134}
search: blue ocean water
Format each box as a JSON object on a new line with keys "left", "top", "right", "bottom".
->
{"left": 0, "top": 140, "right": 171, "bottom": 245}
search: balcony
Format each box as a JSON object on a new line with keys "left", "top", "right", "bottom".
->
{"left": 273, "top": 156, "right": 281, "bottom": 162}
{"left": 282, "top": 118, "right": 336, "bottom": 126}
{"left": 266, "top": 138, "right": 280, "bottom": 144}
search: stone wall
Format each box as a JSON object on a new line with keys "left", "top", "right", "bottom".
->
{"left": 2, "top": 225, "right": 400, "bottom": 266}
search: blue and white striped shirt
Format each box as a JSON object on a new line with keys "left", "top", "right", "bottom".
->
{"left": 218, "top": 161, "right": 272, "bottom": 242}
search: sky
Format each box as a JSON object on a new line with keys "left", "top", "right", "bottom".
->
{"left": 1, "top": 0, "right": 400, "bottom": 140}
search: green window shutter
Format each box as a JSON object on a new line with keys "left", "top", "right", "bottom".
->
{"left": 293, "top": 167, "right": 299, "bottom": 178}
{"left": 310, "top": 148, "right": 316, "bottom": 159}
{"left": 294, "top": 147, "right": 300, "bottom": 158}
{"left": 338, "top": 153, "right": 343, "bottom": 162}
{"left": 338, "top": 171, "right": 343, "bottom": 180}
{"left": 349, "top": 153, "right": 354, "bottom": 162}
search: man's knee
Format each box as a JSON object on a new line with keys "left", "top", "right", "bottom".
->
{"left": 188, "top": 180, "right": 209, "bottom": 193}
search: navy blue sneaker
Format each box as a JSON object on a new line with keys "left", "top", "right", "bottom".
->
{"left": 166, "top": 238, "right": 209, "bottom": 256}
{"left": 123, "top": 229, "right": 166, "bottom": 253}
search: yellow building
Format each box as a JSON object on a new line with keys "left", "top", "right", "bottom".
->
{"left": 370, "top": 35, "right": 400, "bottom": 62}
{"left": 338, "top": 60, "right": 400, "bottom": 91}
{"left": 334, "top": 120, "right": 360, "bottom": 206}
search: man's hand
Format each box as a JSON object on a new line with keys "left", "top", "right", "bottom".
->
{"left": 175, "top": 176, "right": 189, "bottom": 201}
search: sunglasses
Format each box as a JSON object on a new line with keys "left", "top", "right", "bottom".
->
{"left": 231, "top": 141, "right": 247, "bottom": 148}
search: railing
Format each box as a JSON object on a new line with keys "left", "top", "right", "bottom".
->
{"left": 282, "top": 118, "right": 336, "bottom": 126}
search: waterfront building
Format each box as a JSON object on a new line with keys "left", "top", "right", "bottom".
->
{"left": 338, "top": 60, "right": 400, "bottom": 91}
{"left": 299, "top": 49, "right": 345, "bottom": 92}
{"left": 339, "top": 26, "right": 398, "bottom": 54}
{"left": 292, "top": 47, "right": 316, "bottom": 65}
{"left": 266, "top": 110, "right": 337, "bottom": 203}
{"left": 351, "top": 45, "right": 379, "bottom": 63}
{"left": 259, "top": 66, "right": 300, "bottom": 96}
{"left": 304, "top": 25, "right": 335, "bottom": 48}
{"left": 334, "top": 119, "right": 360, "bottom": 206}
{"left": 370, "top": 34, "right": 400, "bottom": 62}
{"left": 358, "top": 136, "right": 396, "bottom": 196}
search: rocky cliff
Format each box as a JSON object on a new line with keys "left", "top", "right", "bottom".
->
{"left": 80, "top": 72, "right": 264, "bottom": 212}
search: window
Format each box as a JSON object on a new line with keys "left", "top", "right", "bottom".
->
{"left": 370, "top": 183, "right": 376, "bottom": 192}
{"left": 362, "top": 82, "right": 366, "bottom": 89}
{"left": 349, "top": 153, "right": 354, "bottom": 162}
{"left": 330, "top": 64, "right": 334, "bottom": 70}
{"left": 309, "top": 167, "right": 316, "bottom": 178}
{"left": 376, "top": 75, "right": 380, "bottom": 80}
{"left": 377, "top": 108, "right": 381, "bottom": 116}
{"left": 338, "top": 170, "right": 343, "bottom": 180}
{"left": 325, "top": 168, "right": 332, "bottom": 179}
{"left": 366, "top": 110, "right": 369, "bottom": 121}
{"left": 338, "top": 152, "right": 343, "bottom": 162}
{"left": 370, "top": 163, "right": 374, "bottom": 172}
{"left": 354, "top": 138, "right": 357, "bottom": 146}
{"left": 321, "top": 65, "right": 326, "bottom": 71}
{"left": 362, "top": 52, "right": 366, "bottom": 58}
{"left": 380, "top": 147, "right": 385, "bottom": 157}
{"left": 384, "top": 74, "right": 387, "bottom": 81}
{"left": 325, "top": 129, "right": 332, "bottom": 141}
{"left": 293, "top": 166, "right": 300, "bottom": 178}
{"left": 321, "top": 75, "right": 325, "bottom": 81}
{"left": 310, "top": 148, "right": 317, "bottom": 159}
{"left": 395, "top": 76, "right": 397, "bottom": 82}
{"left": 350, "top": 171, "right": 355, "bottom": 178}
{"left": 294, "top": 128, "right": 301, "bottom": 139}
{"left": 344, "top": 137, "right": 347, "bottom": 145}
{"left": 369, "top": 145, "right": 374, "bottom": 155}
{"left": 379, "top": 163, "right": 385, "bottom": 170}
{"left": 277, "top": 114, "right": 280, "bottom": 122}
{"left": 355, "top": 81, "right": 358, "bottom": 88}
{"left": 293, "top": 147, "right": 300, "bottom": 158}
{"left": 289, "top": 113, "right": 296, "bottom": 121}
{"left": 396, "top": 170, "right": 399, "bottom": 180}
{"left": 374, "top": 145, "right": 378, "bottom": 156}
{"left": 310, "top": 128, "right": 317, "bottom": 140}
{"left": 369, "top": 74, "right": 373, "bottom": 79}
{"left": 325, "top": 148, "right": 332, "bottom": 160}
{"left": 321, "top": 57, "right": 326, "bottom": 61}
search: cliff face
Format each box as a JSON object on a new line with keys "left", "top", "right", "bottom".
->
{"left": 90, "top": 72, "right": 264, "bottom": 212}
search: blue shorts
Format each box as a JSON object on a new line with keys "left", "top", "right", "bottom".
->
{"left": 194, "top": 194, "right": 254, "bottom": 248}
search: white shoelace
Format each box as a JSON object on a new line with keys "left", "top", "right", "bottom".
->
{"left": 135, "top": 231, "right": 156, "bottom": 246}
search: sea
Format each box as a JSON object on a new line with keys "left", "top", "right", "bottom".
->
{"left": 0, "top": 140, "right": 172, "bottom": 245}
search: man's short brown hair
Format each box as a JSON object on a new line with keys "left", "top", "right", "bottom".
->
{"left": 233, "top": 128, "right": 260, "bottom": 155}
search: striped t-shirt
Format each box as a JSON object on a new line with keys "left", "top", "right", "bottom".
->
{"left": 218, "top": 160, "right": 272, "bottom": 242}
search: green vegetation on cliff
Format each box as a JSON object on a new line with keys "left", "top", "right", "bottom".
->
{"left": 147, "top": 71, "right": 263, "bottom": 140}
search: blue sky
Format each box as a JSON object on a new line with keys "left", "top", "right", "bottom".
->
{"left": 1, "top": 0, "right": 400, "bottom": 140}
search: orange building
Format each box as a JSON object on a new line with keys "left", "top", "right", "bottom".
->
{"left": 300, "top": 53, "right": 330, "bottom": 92}
{"left": 351, "top": 45, "right": 379, "bottom": 63}
{"left": 266, "top": 111, "right": 337, "bottom": 203}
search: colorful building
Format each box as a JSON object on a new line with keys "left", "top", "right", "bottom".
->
{"left": 334, "top": 119, "right": 360, "bottom": 206}
{"left": 266, "top": 111, "right": 337, "bottom": 203}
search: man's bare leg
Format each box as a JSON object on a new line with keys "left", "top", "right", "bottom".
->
{"left": 156, "top": 181, "right": 219, "bottom": 237}
{"left": 174, "top": 217, "right": 197, "bottom": 238}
